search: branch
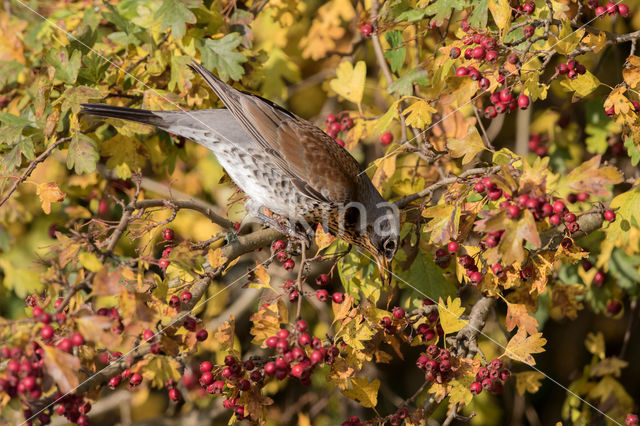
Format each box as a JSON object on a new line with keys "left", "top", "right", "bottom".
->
{"left": 395, "top": 165, "right": 503, "bottom": 208}
{"left": 0, "top": 137, "right": 68, "bottom": 209}
{"left": 539, "top": 209, "right": 604, "bottom": 249}
{"left": 447, "top": 296, "right": 495, "bottom": 359}
{"left": 130, "top": 199, "right": 234, "bottom": 230}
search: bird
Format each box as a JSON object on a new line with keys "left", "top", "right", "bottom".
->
{"left": 81, "top": 61, "right": 399, "bottom": 283}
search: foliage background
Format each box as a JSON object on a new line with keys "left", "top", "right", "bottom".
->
{"left": 1, "top": 0, "right": 640, "bottom": 425}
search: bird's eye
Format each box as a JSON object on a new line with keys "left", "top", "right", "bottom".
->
{"left": 383, "top": 238, "right": 397, "bottom": 254}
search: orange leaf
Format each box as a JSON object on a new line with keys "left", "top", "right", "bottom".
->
{"left": 36, "top": 182, "right": 65, "bottom": 214}
{"left": 505, "top": 328, "right": 546, "bottom": 365}
{"left": 505, "top": 302, "right": 539, "bottom": 335}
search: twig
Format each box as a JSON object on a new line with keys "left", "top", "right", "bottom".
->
{"left": 473, "top": 106, "right": 495, "bottom": 150}
{"left": 620, "top": 299, "right": 638, "bottom": 360}
{"left": 0, "top": 137, "right": 68, "bottom": 209}
{"left": 130, "top": 199, "right": 234, "bottom": 230}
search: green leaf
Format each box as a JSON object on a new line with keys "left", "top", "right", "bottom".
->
{"left": 0, "top": 112, "right": 33, "bottom": 128}
{"left": 398, "top": 252, "right": 456, "bottom": 302}
{"left": 585, "top": 99, "right": 615, "bottom": 154}
{"left": 199, "top": 34, "right": 247, "bottom": 82}
{"left": 607, "top": 186, "right": 640, "bottom": 246}
{"left": 1, "top": 137, "right": 34, "bottom": 174}
{"left": 45, "top": 49, "right": 82, "bottom": 84}
{"left": 59, "top": 86, "right": 104, "bottom": 115}
{"left": 169, "top": 55, "right": 194, "bottom": 93}
{"left": 468, "top": 0, "right": 489, "bottom": 27}
{"left": 156, "top": 0, "right": 201, "bottom": 39}
{"left": 384, "top": 30, "right": 406, "bottom": 73}
{"left": 395, "top": 8, "right": 427, "bottom": 22}
{"left": 609, "top": 249, "right": 640, "bottom": 296}
{"left": 387, "top": 68, "right": 429, "bottom": 96}
{"left": 425, "top": 0, "right": 468, "bottom": 24}
{"left": 624, "top": 137, "right": 640, "bottom": 166}
{"left": 67, "top": 133, "right": 99, "bottom": 174}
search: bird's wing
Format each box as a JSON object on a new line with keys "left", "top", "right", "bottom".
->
{"left": 189, "top": 61, "right": 362, "bottom": 204}
{"left": 80, "top": 104, "right": 255, "bottom": 152}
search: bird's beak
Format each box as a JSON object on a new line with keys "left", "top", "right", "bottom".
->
{"left": 375, "top": 254, "right": 392, "bottom": 286}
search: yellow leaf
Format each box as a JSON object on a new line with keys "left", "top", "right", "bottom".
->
{"left": 590, "top": 357, "right": 628, "bottom": 378}
{"left": 447, "top": 127, "right": 486, "bottom": 164}
{"left": 623, "top": 56, "right": 640, "bottom": 89}
{"left": 342, "top": 376, "right": 380, "bottom": 408}
{"left": 329, "top": 60, "right": 366, "bottom": 105}
{"left": 214, "top": 316, "right": 236, "bottom": 354}
{"left": 488, "top": 0, "right": 512, "bottom": 32}
{"left": 585, "top": 332, "right": 606, "bottom": 359}
{"left": 248, "top": 264, "right": 272, "bottom": 291}
{"left": 79, "top": 252, "right": 103, "bottom": 272}
{"left": 315, "top": 224, "right": 336, "bottom": 252}
{"left": 550, "top": 21, "right": 585, "bottom": 55}
{"left": 42, "top": 345, "right": 80, "bottom": 393}
{"left": 373, "top": 100, "right": 400, "bottom": 135}
{"left": 515, "top": 371, "right": 545, "bottom": 395}
{"left": 437, "top": 296, "right": 468, "bottom": 335}
{"left": 505, "top": 302, "right": 539, "bottom": 335}
{"left": 36, "top": 182, "right": 65, "bottom": 214}
{"left": 208, "top": 248, "right": 228, "bottom": 269}
{"left": 299, "top": 0, "right": 355, "bottom": 60}
{"left": 559, "top": 71, "right": 600, "bottom": 98}
{"left": 562, "top": 155, "right": 623, "bottom": 197}
{"left": 505, "top": 328, "right": 546, "bottom": 365}
{"left": 583, "top": 32, "right": 608, "bottom": 54}
{"left": 422, "top": 204, "right": 460, "bottom": 245}
{"left": 604, "top": 86, "right": 634, "bottom": 117}
{"left": 606, "top": 186, "right": 640, "bottom": 246}
{"left": 403, "top": 100, "right": 436, "bottom": 129}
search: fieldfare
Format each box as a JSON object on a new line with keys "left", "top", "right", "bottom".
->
{"left": 81, "top": 61, "right": 399, "bottom": 283}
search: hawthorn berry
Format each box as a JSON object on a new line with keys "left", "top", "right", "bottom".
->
{"left": 71, "top": 333, "right": 84, "bottom": 347}
{"left": 196, "top": 329, "right": 208, "bottom": 341}
{"left": 283, "top": 259, "right": 295, "bottom": 270}
{"left": 332, "top": 292, "right": 345, "bottom": 303}
{"left": 455, "top": 66, "right": 469, "bottom": 77}
{"left": 447, "top": 241, "right": 459, "bottom": 254}
{"left": 169, "top": 295, "right": 180, "bottom": 308}
{"left": 604, "top": 210, "right": 616, "bottom": 222}
{"left": 200, "top": 361, "right": 213, "bottom": 373}
{"left": 492, "top": 264, "right": 504, "bottom": 277}
{"left": 618, "top": 4, "right": 630, "bottom": 17}
{"left": 626, "top": 414, "right": 639, "bottom": 426}
{"left": 392, "top": 307, "right": 405, "bottom": 319}
{"left": 470, "top": 381, "right": 483, "bottom": 395}
{"left": 360, "top": 23, "right": 373, "bottom": 37}
{"left": 129, "top": 373, "right": 143, "bottom": 386}
{"left": 449, "top": 47, "right": 461, "bottom": 59}
{"left": 506, "top": 204, "right": 520, "bottom": 219}
{"left": 523, "top": 1, "right": 535, "bottom": 14}
{"left": 478, "top": 77, "right": 490, "bottom": 90}
{"left": 507, "top": 52, "right": 518, "bottom": 64}
{"left": 485, "top": 105, "right": 497, "bottom": 118}
{"left": 158, "top": 259, "right": 170, "bottom": 269}
{"left": 325, "top": 114, "right": 337, "bottom": 125}
{"left": 181, "top": 291, "right": 192, "bottom": 303}
{"left": 142, "top": 329, "right": 154, "bottom": 342}
{"left": 517, "top": 94, "right": 530, "bottom": 109}
{"left": 303, "top": 288, "right": 324, "bottom": 303}
{"left": 486, "top": 50, "right": 498, "bottom": 62}
{"left": 272, "top": 240, "right": 286, "bottom": 251}
{"left": 549, "top": 214, "right": 561, "bottom": 226}
{"left": 470, "top": 271, "right": 483, "bottom": 285}
{"left": 380, "top": 132, "right": 393, "bottom": 145}
{"left": 315, "top": 274, "right": 329, "bottom": 286}
{"left": 40, "top": 325, "right": 54, "bottom": 340}
{"left": 162, "top": 228, "right": 174, "bottom": 241}
{"left": 593, "top": 270, "right": 606, "bottom": 287}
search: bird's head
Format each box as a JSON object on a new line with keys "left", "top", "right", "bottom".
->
{"left": 367, "top": 202, "right": 400, "bottom": 285}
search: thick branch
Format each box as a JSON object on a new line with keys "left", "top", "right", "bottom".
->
{"left": 447, "top": 296, "right": 495, "bottom": 359}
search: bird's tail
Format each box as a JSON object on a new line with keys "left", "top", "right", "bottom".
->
{"left": 80, "top": 104, "right": 166, "bottom": 127}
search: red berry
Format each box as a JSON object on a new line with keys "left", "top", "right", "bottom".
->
{"left": 447, "top": 241, "right": 459, "bottom": 254}
{"left": 196, "top": 329, "right": 208, "bottom": 341}
{"left": 517, "top": 94, "right": 530, "bottom": 109}
{"left": 471, "top": 46, "right": 485, "bottom": 59}
{"left": 507, "top": 53, "right": 518, "bottom": 64}
{"left": 474, "top": 182, "right": 486, "bottom": 193}
{"left": 200, "top": 361, "right": 213, "bottom": 372}
{"left": 478, "top": 77, "right": 490, "bottom": 90}
{"left": 168, "top": 387, "right": 181, "bottom": 401}
{"left": 523, "top": 25, "right": 534, "bottom": 38}
{"left": 604, "top": 210, "right": 616, "bottom": 222}
{"left": 455, "top": 66, "right": 469, "bottom": 77}
{"left": 380, "top": 132, "right": 393, "bottom": 146}
{"left": 316, "top": 289, "right": 329, "bottom": 302}
{"left": 142, "top": 329, "right": 154, "bottom": 342}
{"left": 492, "top": 264, "right": 504, "bottom": 277}
{"left": 523, "top": 1, "right": 535, "bottom": 13}
{"left": 334, "top": 138, "right": 345, "bottom": 147}
{"left": 162, "top": 228, "right": 174, "bottom": 241}
{"left": 360, "top": 23, "right": 373, "bottom": 37}
{"left": 315, "top": 274, "right": 329, "bottom": 286}
{"left": 593, "top": 270, "right": 606, "bottom": 287}
{"left": 40, "top": 325, "right": 54, "bottom": 340}
{"left": 108, "top": 376, "right": 121, "bottom": 389}
{"left": 468, "top": 68, "right": 482, "bottom": 81}
{"left": 506, "top": 205, "right": 520, "bottom": 219}
{"left": 158, "top": 259, "right": 170, "bottom": 269}
{"left": 169, "top": 295, "right": 180, "bottom": 308}
{"left": 392, "top": 307, "right": 405, "bottom": 319}
{"left": 129, "top": 373, "right": 143, "bottom": 386}
{"left": 618, "top": 4, "right": 629, "bottom": 17}
{"left": 283, "top": 259, "right": 295, "bottom": 270}
{"left": 470, "top": 271, "right": 483, "bottom": 285}
{"left": 485, "top": 50, "right": 498, "bottom": 62}
{"left": 607, "top": 300, "right": 623, "bottom": 315}
{"left": 484, "top": 106, "right": 497, "bottom": 118}
{"left": 181, "top": 291, "right": 192, "bottom": 303}
{"left": 606, "top": 2, "right": 617, "bottom": 15}
{"left": 626, "top": 414, "right": 639, "bottom": 426}
{"left": 272, "top": 240, "right": 286, "bottom": 251}
{"left": 470, "top": 381, "right": 483, "bottom": 395}
{"left": 449, "top": 47, "right": 461, "bottom": 59}
{"left": 71, "top": 333, "right": 84, "bottom": 346}
{"left": 595, "top": 5, "right": 606, "bottom": 16}
{"left": 325, "top": 114, "right": 337, "bottom": 124}
{"left": 332, "top": 292, "right": 345, "bottom": 303}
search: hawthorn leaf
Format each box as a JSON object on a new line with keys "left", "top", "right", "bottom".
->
{"left": 43, "top": 346, "right": 80, "bottom": 393}
{"left": 395, "top": 8, "right": 427, "bottom": 22}
{"left": 387, "top": 68, "right": 429, "bottom": 96}
{"left": 505, "top": 328, "right": 546, "bottom": 365}
{"left": 384, "top": 30, "right": 406, "bottom": 73}
{"left": 488, "top": 0, "right": 511, "bottom": 31}
{"left": 560, "top": 70, "right": 600, "bottom": 98}
{"left": 342, "top": 377, "right": 380, "bottom": 408}
{"left": 623, "top": 56, "right": 640, "bottom": 89}
{"left": 437, "top": 296, "right": 468, "bottom": 335}
{"left": 505, "top": 302, "right": 539, "bottom": 335}
{"left": 78, "top": 252, "right": 103, "bottom": 272}
{"left": 92, "top": 267, "right": 122, "bottom": 296}
{"left": 483, "top": 209, "right": 540, "bottom": 265}
{"left": 329, "top": 60, "right": 366, "bottom": 106}
{"left": 214, "top": 317, "right": 236, "bottom": 354}
{"left": 550, "top": 21, "right": 584, "bottom": 55}
{"left": 468, "top": 0, "right": 489, "bottom": 27}
{"left": 515, "top": 371, "right": 545, "bottom": 395}
{"left": 422, "top": 203, "right": 460, "bottom": 245}
{"left": 606, "top": 184, "right": 640, "bottom": 245}
{"left": 156, "top": 0, "right": 200, "bottom": 39}
{"left": 315, "top": 224, "right": 336, "bottom": 252}
{"left": 398, "top": 252, "right": 456, "bottom": 302}
{"left": 590, "top": 357, "right": 628, "bottom": 378}
{"left": 447, "top": 127, "right": 486, "bottom": 164}
{"left": 562, "top": 155, "right": 623, "bottom": 197}
{"left": 45, "top": 49, "right": 82, "bottom": 84}
{"left": 248, "top": 264, "right": 272, "bottom": 291}
{"left": 624, "top": 137, "right": 640, "bottom": 166}
{"left": 200, "top": 34, "right": 247, "bottom": 82}
{"left": 36, "top": 182, "right": 66, "bottom": 214}
{"left": 585, "top": 332, "right": 606, "bottom": 359}
{"left": 403, "top": 99, "right": 437, "bottom": 129}
{"left": 425, "top": 0, "right": 467, "bottom": 25}
{"left": 67, "top": 132, "right": 99, "bottom": 174}
{"left": 372, "top": 100, "right": 400, "bottom": 135}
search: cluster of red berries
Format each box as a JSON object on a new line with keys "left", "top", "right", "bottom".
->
{"left": 512, "top": 1, "right": 536, "bottom": 17}
{"left": 415, "top": 300, "right": 444, "bottom": 340}
{"left": 416, "top": 345, "right": 455, "bottom": 383}
{"left": 591, "top": 1, "right": 629, "bottom": 17}
{"left": 180, "top": 316, "right": 208, "bottom": 343}
{"left": 528, "top": 133, "right": 548, "bottom": 156}
{"left": 52, "top": 394, "right": 92, "bottom": 425}
{"left": 1, "top": 343, "right": 47, "bottom": 413}
{"left": 342, "top": 416, "right": 364, "bottom": 426}
{"left": 96, "top": 306, "right": 124, "bottom": 334}
{"left": 165, "top": 379, "right": 182, "bottom": 402}
{"left": 556, "top": 59, "right": 586, "bottom": 80}
{"left": 626, "top": 414, "right": 639, "bottom": 426}
{"left": 272, "top": 240, "right": 295, "bottom": 271}
{"left": 325, "top": 113, "right": 354, "bottom": 147}
{"left": 168, "top": 289, "right": 193, "bottom": 309}
{"left": 158, "top": 228, "right": 175, "bottom": 270}
{"left": 108, "top": 368, "right": 143, "bottom": 391}
{"left": 314, "top": 273, "right": 345, "bottom": 303}
{"left": 470, "top": 358, "right": 510, "bottom": 396}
